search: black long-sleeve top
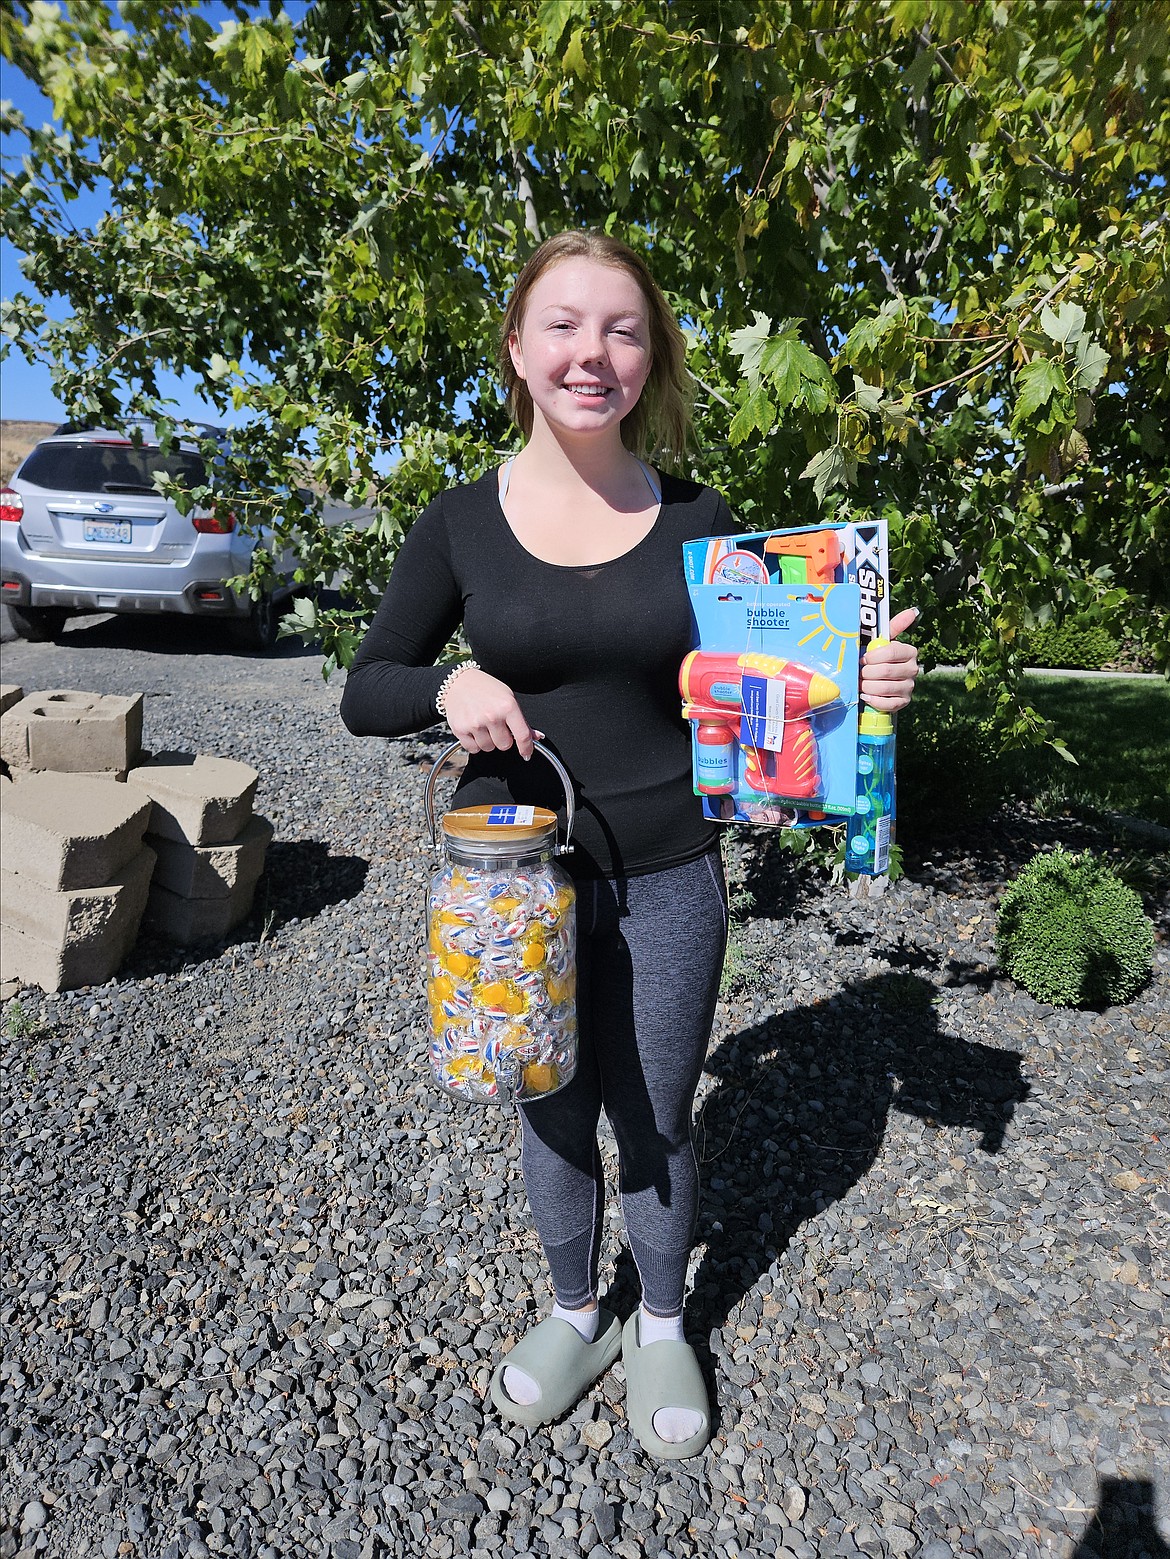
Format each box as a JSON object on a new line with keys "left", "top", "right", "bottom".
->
{"left": 340, "top": 468, "right": 738, "bottom": 880}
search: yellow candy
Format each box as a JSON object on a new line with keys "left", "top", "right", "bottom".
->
{"left": 522, "top": 1062, "right": 558, "bottom": 1094}
{"left": 444, "top": 951, "right": 478, "bottom": 978}
{"left": 447, "top": 1055, "right": 484, "bottom": 1079}
{"left": 430, "top": 973, "right": 455, "bottom": 1004}
{"left": 476, "top": 980, "right": 525, "bottom": 1014}
{"left": 499, "top": 1022, "right": 530, "bottom": 1049}
{"left": 546, "top": 977, "right": 572, "bottom": 1007}
{"left": 520, "top": 942, "right": 546, "bottom": 970}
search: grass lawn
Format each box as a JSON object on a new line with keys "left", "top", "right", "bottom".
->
{"left": 908, "top": 672, "right": 1170, "bottom": 830}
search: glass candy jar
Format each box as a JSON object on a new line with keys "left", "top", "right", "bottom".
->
{"left": 422, "top": 741, "right": 577, "bottom": 1105}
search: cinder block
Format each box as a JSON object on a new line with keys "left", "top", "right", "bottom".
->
{"left": 0, "top": 689, "right": 143, "bottom": 773}
{"left": 147, "top": 815, "right": 273, "bottom": 901}
{"left": 0, "top": 841, "right": 156, "bottom": 960}
{"left": 143, "top": 872, "right": 261, "bottom": 946}
{"left": 9, "top": 767, "right": 128, "bottom": 784}
{"left": 0, "top": 773, "right": 152, "bottom": 891}
{"left": 127, "top": 752, "right": 258, "bottom": 846}
{"left": 0, "top": 685, "right": 23, "bottom": 718}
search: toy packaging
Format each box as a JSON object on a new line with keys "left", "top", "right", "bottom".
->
{"left": 680, "top": 519, "right": 894, "bottom": 873}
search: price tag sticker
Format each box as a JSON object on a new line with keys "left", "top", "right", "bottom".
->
{"left": 740, "top": 672, "right": 787, "bottom": 752}
{"left": 485, "top": 805, "right": 536, "bottom": 826}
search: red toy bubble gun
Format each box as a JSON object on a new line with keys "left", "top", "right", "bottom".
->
{"left": 679, "top": 650, "right": 841, "bottom": 800}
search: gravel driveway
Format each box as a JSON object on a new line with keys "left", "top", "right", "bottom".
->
{"left": 2, "top": 617, "right": 1167, "bottom": 1559}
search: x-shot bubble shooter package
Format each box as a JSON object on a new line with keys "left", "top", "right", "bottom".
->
{"left": 680, "top": 519, "right": 894, "bottom": 874}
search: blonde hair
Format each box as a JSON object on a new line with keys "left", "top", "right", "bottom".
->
{"left": 498, "top": 230, "right": 692, "bottom": 464}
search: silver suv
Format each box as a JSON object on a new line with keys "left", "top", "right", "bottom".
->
{"left": 1, "top": 424, "right": 299, "bottom": 649}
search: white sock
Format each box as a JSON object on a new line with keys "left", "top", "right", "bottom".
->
{"left": 638, "top": 1307, "right": 705, "bottom": 1445}
{"left": 553, "top": 1301, "right": 600, "bottom": 1343}
{"left": 501, "top": 1303, "right": 599, "bottom": 1407}
{"left": 638, "top": 1306, "right": 684, "bottom": 1346}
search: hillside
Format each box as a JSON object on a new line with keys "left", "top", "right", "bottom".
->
{"left": 1, "top": 420, "right": 57, "bottom": 485}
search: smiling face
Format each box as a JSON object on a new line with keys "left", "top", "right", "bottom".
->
{"left": 507, "top": 258, "right": 653, "bottom": 445}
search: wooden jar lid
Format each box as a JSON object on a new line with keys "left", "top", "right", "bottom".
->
{"left": 441, "top": 803, "right": 559, "bottom": 850}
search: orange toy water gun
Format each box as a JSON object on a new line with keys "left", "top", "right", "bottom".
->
{"left": 679, "top": 650, "right": 841, "bottom": 800}
{"left": 763, "top": 529, "right": 842, "bottom": 586}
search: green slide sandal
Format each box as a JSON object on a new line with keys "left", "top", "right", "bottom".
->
{"left": 621, "top": 1313, "right": 711, "bottom": 1461}
{"left": 489, "top": 1308, "right": 623, "bottom": 1427}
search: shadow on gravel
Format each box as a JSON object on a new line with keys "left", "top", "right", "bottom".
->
{"left": 253, "top": 840, "right": 369, "bottom": 930}
{"left": 1071, "top": 1477, "right": 1170, "bottom": 1559}
{"left": 36, "top": 611, "right": 322, "bottom": 659}
{"left": 118, "top": 842, "right": 369, "bottom": 979}
{"left": 686, "top": 970, "right": 1030, "bottom": 1410}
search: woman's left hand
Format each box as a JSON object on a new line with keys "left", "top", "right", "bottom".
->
{"left": 860, "top": 607, "right": 921, "bottom": 712}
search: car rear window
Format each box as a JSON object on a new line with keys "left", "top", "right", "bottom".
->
{"left": 18, "top": 441, "right": 207, "bottom": 494}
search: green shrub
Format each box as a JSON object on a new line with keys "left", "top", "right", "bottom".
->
{"left": 911, "top": 615, "right": 1121, "bottom": 671}
{"left": 1021, "top": 619, "right": 1120, "bottom": 670}
{"left": 996, "top": 848, "right": 1155, "bottom": 1007}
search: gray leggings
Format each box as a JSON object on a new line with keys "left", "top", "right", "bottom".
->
{"left": 518, "top": 849, "right": 728, "bottom": 1316}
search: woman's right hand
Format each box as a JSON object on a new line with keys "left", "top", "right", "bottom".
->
{"left": 441, "top": 667, "right": 542, "bottom": 759}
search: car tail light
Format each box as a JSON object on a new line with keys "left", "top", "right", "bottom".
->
{"left": 192, "top": 510, "right": 236, "bottom": 533}
{"left": 0, "top": 487, "right": 24, "bottom": 524}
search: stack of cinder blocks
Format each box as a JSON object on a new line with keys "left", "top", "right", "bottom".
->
{"left": 1, "top": 686, "right": 274, "bottom": 989}
{"left": 127, "top": 753, "right": 273, "bottom": 946}
{"left": 1, "top": 686, "right": 155, "bottom": 992}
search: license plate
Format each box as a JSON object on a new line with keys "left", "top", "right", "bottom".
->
{"left": 84, "top": 520, "right": 132, "bottom": 544}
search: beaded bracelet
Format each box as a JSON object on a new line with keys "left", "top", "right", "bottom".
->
{"left": 435, "top": 659, "right": 480, "bottom": 719}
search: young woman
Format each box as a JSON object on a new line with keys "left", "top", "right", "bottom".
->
{"left": 340, "top": 230, "right": 919, "bottom": 1460}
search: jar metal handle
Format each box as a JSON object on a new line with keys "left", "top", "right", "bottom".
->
{"left": 423, "top": 739, "right": 576, "bottom": 854}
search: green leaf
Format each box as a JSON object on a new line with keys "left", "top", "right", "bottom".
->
{"left": 728, "top": 383, "right": 777, "bottom": 445}
{"left": 537, "top": 0, "right": 578, "bottom": 52}
{"left": 727, "top": 311, "right": 773, "bottom": 386}
{"left": 782, "top": 138, "right": 806, "bottom": 175}
{"left": 800, "top": 445, "right": 853, "bottom": 505}
{"left": 562, "top": 27, "right": 588, "bottom": 78}
{"left": 1039, "top": 301, "right": 1086, "bottom": 348}
{"left": 851, "top": 374, "right": 883, "bottom": 413}
{"left": 759, "top": 333, "right": 836, "bottom": 411}
{"left": 1073, "top": 336, "right": 1110, "bottom": 393}
{"left": 1012, "top": 358, "right": 1072, "bottom": 428}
